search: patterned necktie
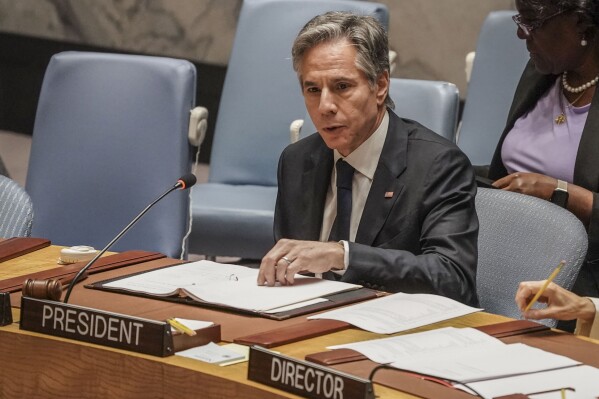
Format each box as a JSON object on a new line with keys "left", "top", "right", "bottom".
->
{"left": 328, "top": 159, "right": 355, "bottom": 242}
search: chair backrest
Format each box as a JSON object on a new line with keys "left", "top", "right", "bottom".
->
{"left": 476, "top": 188, "right": 588, "bottom": 327}
{"left": 388, "top": 78, "right": 459, "bottom": 141}
{"left": 300, "top": 78, "right": 460, "bottom": 141}
{"left": 457, "top": 11, "right": 529, "bottom": 165}
{"left": 0, "top": 175, "right": 33, "bottom": 238}
{"left": 208, "top": 0, "right": 388, "bottom": 187}
{"left": 26, "top": 52, "right": 196, "bottom": 258}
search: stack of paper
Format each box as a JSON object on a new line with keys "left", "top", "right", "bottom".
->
{"left": 308, "top": 292, "right": 482, "bottom": 334}
{"left": 329, "top": 327, "right": 597, "bottom": 398}
{"left": 103, "top": 260, "right": 361, "bottom": 312}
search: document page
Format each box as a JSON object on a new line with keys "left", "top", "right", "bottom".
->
{"left": 331, "top": 327, "right": 580, "bottom": 384}
{"left": 308, "top": 292, "right": 481, "bottom": 334}
{"left": 390, "top": 342, "right": 579, "bottom": 383}
{"left": 329, "top": 327, "right": 502, "bottom": 364}
{"left": 456, "top": 365, "right": 599, "bottom": 399}
{"left": 103, "top": 260, "right": 361, "bottom": 312}
{"left": 103, "top": 261, "right": 256, "bottom": 295}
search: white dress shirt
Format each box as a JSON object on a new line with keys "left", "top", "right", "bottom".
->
{"left": 319, "top": 111, "right": 390, "bottom": 271}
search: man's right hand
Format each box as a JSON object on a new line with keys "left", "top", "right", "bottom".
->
{"left": 257, "top": 239, "right": 345, "bottom": 286}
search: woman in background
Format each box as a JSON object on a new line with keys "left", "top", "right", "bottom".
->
{"left": 488, "top": 0, "right": 599, "bottom": 304}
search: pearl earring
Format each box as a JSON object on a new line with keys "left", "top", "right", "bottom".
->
{"left": 581, "top": 38, "right": 588, "bottom": 46}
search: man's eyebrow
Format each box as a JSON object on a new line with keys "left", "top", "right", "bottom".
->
{"left": 302, "top": 77, "right": 356, "bottom": 87}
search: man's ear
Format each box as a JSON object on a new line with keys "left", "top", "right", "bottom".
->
{"left": 376, "top": 70, "right": 390, "bottom": 106}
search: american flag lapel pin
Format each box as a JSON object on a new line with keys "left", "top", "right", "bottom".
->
{"left": 384, "top": 191, "right": 394, "bottom": 198}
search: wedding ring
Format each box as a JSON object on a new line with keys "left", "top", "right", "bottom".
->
{"left": 281, "top": 256, "right": 293, "bottom": 265}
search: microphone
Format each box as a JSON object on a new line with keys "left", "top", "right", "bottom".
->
{"left": 62, "top": 173, "right": 197, "bottom": 303}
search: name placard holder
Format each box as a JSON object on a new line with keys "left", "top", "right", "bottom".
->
{"left": 248, "top": 345, "right": 374, "bottom": 399}
{"left": 0, "top": 292, "right": 12, "bottom": 326}
{"left": 20, "top": 296, "right": 174, "bottom": 357}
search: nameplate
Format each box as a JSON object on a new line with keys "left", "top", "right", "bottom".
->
{"left": 20, "top": 297, "right": 174, "bottom": 357}
{"left": 0, "top": 292, "right": 12, "bottom": 326}
{"left": 248, "top": 346, "right": 374, "bottom": 399}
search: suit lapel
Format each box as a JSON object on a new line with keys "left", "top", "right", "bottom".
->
{"left": 300, "top": 144, "right": 333, "bottom": 240}
{"left": 574, "top": 89, "right": 599, "bottom": 191}
{"left": 355, "top": 112, "right": 406, "bottom": 245}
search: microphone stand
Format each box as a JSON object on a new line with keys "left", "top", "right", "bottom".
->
{"left": 63, "top": 184, "right": 181, "bottom": 303}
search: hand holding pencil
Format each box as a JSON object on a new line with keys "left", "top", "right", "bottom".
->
{"left": 523, "top": 260, "right": 565, "bottom": 312}
{"left": 515, "top": 262, "right": 595, "bottom": 323}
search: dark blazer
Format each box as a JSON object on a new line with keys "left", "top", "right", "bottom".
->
{"left": 274, "top": 110, "right": 479, "bottom": 306}
{"left": 489, "top": 60, "right": 599, "bottom": 298}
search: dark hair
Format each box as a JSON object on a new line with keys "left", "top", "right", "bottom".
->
{"left": 520, "top": 0, "right": 599, "bottom": 28}
{"left": 291, "top": 11, "right": 393, "bottom": 108}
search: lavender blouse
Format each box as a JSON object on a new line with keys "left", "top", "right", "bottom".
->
{"left": 501, "top": 78, "right": 590, "bottom": 183}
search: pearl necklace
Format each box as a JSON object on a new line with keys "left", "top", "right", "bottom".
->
{"left": 562, "top": 71, "right": 599, "bottom": 93}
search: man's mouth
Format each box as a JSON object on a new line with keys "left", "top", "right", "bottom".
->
{"left": 323, "top": 125, "right": 344, "bottom": 133}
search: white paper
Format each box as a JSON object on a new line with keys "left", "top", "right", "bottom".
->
{"left": 391, "top": 342, "right": 579, "bottom": 383}
{"left": 331, "top": 327, "right": 580, "bottom": 384}
{"left": 329, "top": 327, "right": 503, "bottom": 364}
{"left": 176, "top": 342, "right": 245, "bottom": 364}
{"left": 217, "top": 343, "right": 250, "bottom": 366}
{"left": 103, "top": 260, "right": 360, "bottom": 312}
{"left": 456, "top": 365, "right": 599, "bottom": 399}
{"left": 308, "top": 292, "right": 482, "bottom": 334}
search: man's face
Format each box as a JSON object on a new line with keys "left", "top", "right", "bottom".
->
{"left": 299, "top": 38, "right": 389, "bottom": 156}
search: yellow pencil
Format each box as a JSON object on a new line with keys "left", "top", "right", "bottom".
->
{"left": 561, "top": 388, "right": 566, "bottom": 399}
{"left": 166, "top": 318, "right": 197, "bottom": 336}
{"left": 524, "top": 260, "right": 565, "bottom": 312}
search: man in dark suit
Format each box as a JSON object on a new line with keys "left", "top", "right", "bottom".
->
{"left": 257, "top": 11, "right": 479, "bottom": 305}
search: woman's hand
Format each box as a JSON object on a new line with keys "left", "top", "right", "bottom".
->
{"left": 515, "top": 281, "right": 596, "bottom": 322}
{"left": 493, "top": 172, "right": 593, "bottom": 226}
{"left": 493, "top": 172, "right": 556, "bottom": 200}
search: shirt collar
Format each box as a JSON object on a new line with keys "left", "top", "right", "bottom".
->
{"left": 334, "top": 110, "right": 389, "bottom": 180}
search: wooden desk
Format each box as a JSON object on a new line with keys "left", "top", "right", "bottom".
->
{"left": 0, "top": 246, "right": 534, "bottom": 398}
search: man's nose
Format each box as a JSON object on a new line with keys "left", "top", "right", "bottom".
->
{"left": 319, "top": 89, "right": 337, "bottom": 114}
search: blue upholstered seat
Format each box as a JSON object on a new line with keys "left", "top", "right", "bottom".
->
{"left": 476, "top": 188, "right": 587, "bottom": 327}
{"left": 27, "top": 52, "right": 196, "bottom": 258}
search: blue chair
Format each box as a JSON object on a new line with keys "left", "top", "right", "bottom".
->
{"left": 0, "top": 175, "right": 33, "bottom": 238}
{"left": 456, "top": 10, "right": 529, "bottom": 165}
{"left": 189, "top": 0, "right": 388, "bottom": 259}
{"left": 26, "top": 52, "right": 196, "bottom": 258}
{"left": 299, "top": 78, "right": 460, "bottom": 141}
{"left": 476, "top": 188, "right": 587, "bottom": 327}
{"left": 388, "top": 78, "right": 460, "bottom": 141}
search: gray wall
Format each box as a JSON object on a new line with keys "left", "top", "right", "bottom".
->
{"left": 0, "top": 0, "right": 517, "bottom": 97}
